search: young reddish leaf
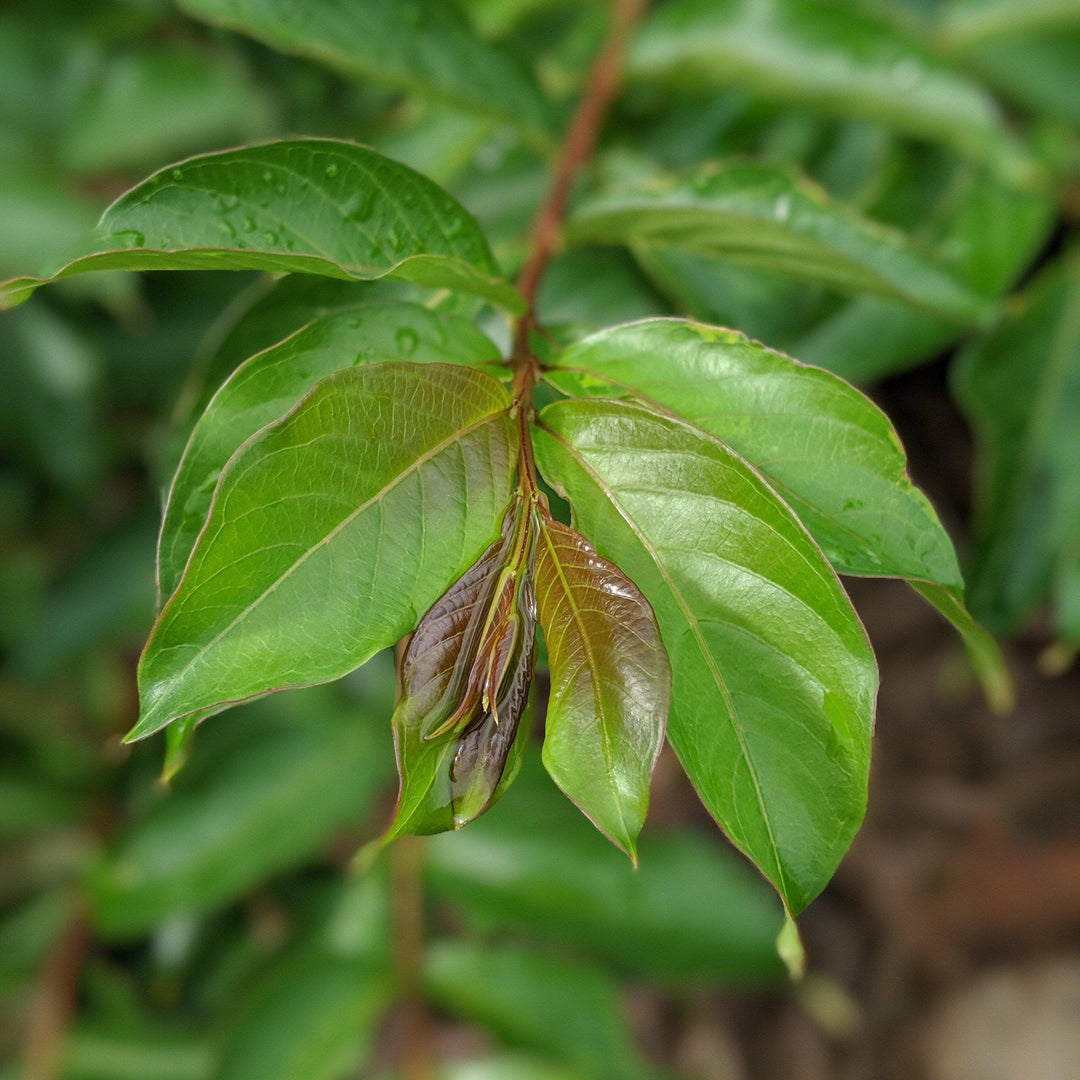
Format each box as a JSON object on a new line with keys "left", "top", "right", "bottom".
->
{"left": 389, "top": 498, "right": 538, "bottom": 837}
{"left": 535, "top": 515, "right": 669, "bottom": 861}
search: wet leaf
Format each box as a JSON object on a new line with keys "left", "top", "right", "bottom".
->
{"left": 534, "top": 397, "right": 876, "bottom": 913}
{"left": 132, "top": 363, "right": 516, "bottom": 740}
{"left": 158, "top": 302, "right": 502, "bottom": 601}
{"left": 568, "top": 162, "right": 993, "bottom": 325}
{"left": 0, "top": 139, "right": 523, "bottom": 313}
{"left": 535, "top": 515, "right": 669, "bottom": 859}
{"left": 548, "top": 317, "right": 1010, "bottom": 709}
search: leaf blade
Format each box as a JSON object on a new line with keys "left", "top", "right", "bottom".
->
{"left": 0, "top": 139, "right": 523, "bottom": 313}
{"left": 159, "top": 301, "right": 503, "bottom": 601}
{"left": 133, "top": 362, "right": 517, "bottom": 740}
{"left": 534, "top": 397, "right": 877, "bottom": 912}
{"left": 568, "top": 162, "right": 993, "bottom": 325}
{"left": 535, "top": 515, "right": 669, "bottom": 859}
{"left": 178, "top": 0, "right": 551, "bottom": 138}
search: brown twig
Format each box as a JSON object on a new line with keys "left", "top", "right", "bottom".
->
{"left": 514, "top": 0, "right": 649, "bottom": 330}
{"left": 22, "top": 900, "right": 90, "bottom": 1080}
{"left": 511, "top": 0, "right": 649, "bottom": 492}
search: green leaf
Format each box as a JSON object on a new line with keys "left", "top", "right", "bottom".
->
{"left": 794, "top": 165, "right": 1056, "bottom": 383}
{"left": 549, "top": 318, "right": 1009, "bottom": 709}
{"left": 132, "top": 362, "right": 516, "bottom": 741}
{"left": 568, "top": 162, "right": 993, "bottom": 325}
{"left": 953, "top": 257, "right": 1080, "bottom": 635}
{"left": 91, "top": 679, "right": 396, "bottom": 937}
{"left": 550, "top": 319, "right": 960, "bottom": 585}
{"left": 0, "top": 139, "right": 523, "bottom": 314}
{"left": 177, "top": 0, "right": 551, "bottom": 138}
{"left": 626, "top": 0, "right": 1039, "bottom": 182}
{"left": 159, "top": 302, "right": 503, "bottom": 601}
{"left": 388, "top": 500, "right": 536, "bottom": 838}
{"left": 218, "top": 952, "right": 388, "bottom": 1080}
{"left": 535, "top": 514, "right": 669, "bottom": 860}
{"left": 533, "top": 397, "right": 877, "bottom": 912}
{"left": 423, "top": 941, "right": 647, "bottom": 1080}
{"left": 426, "top": 757, "right": 786, "bottom": 982}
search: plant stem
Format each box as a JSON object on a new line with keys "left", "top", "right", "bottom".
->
{"left": 515, "top": 0, "right": 649, "bottom": 314}
{"left": 511, "top": 0, "right": 649, "bottom": 485}
{"left": 389, "top": 11, "right": 647, "bottom": 1074}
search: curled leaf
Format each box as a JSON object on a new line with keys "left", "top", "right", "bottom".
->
{"left": 389, "top": 496, "right": 538, "bottom": 837}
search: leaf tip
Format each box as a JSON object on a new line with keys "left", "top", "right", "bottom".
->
{"left": 777, "top": 910, "right": 806, "bottom": 981}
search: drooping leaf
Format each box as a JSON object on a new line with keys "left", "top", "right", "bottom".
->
{"left": 953, "top": 257, "right": 1080, "bottom": 635}
{"left": 626, "top": 0, "right": 1038, "bottom": 182}
{"left": 132, "top": 362, "right": 517, "bottom": 741}
{"left": 549, "top": 318, "right": 1009, "bottom": 708}
{"left": 423, "top": 940, "right": 647, "bottom": 1080}
{"left": 159, "top": 302, "right": 503, "bottom": 601}
{"left": 91, "top": 678, "right": 396, "bottom": 937}
{"left": 177, "top": 0, "right": 551, "bottom": 138}
{"left": 535, "top": 514, "right": 669, "bottom": 859}
{"left": 0, "top": 139, "right": 523, "bottom": 313}
{"left": 389, "top": 498, "right": 537, "bottom": 837}
{"left": 426, "top": 757, "right": 786, "bottom": 982}
{"left": 567, "top": 162, "right": 993, "bottom": 325}
{"left": 533, "top": 397, "right": 877, "bottom": 912}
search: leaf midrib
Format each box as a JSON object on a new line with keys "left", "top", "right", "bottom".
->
{"left": 146, "top": 404, "right": 509, "bottom": 723}
{"left": 536, "top": 421, "right": 789, "bottom": 900}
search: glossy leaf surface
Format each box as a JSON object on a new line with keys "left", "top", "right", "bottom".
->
{"left": 178, "top": 0, "right": 550, "bottom": 137}
{"left": 133, "top": 363, "right": 516, "bottom": 740}
{"left": 534, "top": 398, "right": 877, "bottom": 912}
{"left": 954, "top": 258, "right": 1080, "bottom": 634}
{"left": 627, "top": 0, "right": 1036, "bottom": 180}
{"left": 568, "top": 163, "right": 992, "bottom": 325}
{"left": 0, "top": 139, "right": 523, "bottom": 313}
{"left": 535, "top": 515, "right": 669, "bottom": 859}
{"left": 390, "top": 502, "right": 536, "bottom": 837}
{"left": 159, "top": 302, "right": 502, "bottom": 600}
{"left": 550, "top": 318, "right": 1008, "bottom": 708}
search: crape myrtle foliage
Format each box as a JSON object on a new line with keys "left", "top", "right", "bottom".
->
{"left": 3, "top": 7, "right": 1039, "bottom": 926}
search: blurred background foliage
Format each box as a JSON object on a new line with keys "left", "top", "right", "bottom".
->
{"left": 0, "top": 1, "right": 1077, "bottom": 1078}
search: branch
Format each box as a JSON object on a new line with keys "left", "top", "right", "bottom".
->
{"left": 515, "top": 0, "right": 649, "bottom": 314}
